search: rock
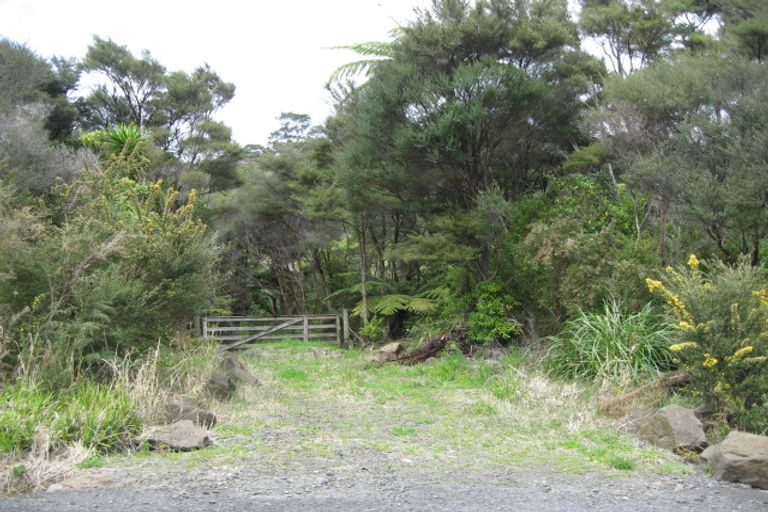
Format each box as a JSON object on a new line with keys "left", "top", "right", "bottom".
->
{"left": 141, "top": 420, "right": 212, "bottom": 451}
{"left": 219, "top": 352, "right": 259, "bottom": 385}
{"left": 621, "top": 406, "right": 656, "bottom": 434}
{"left": 637, "top": 404, "right": 707, "bottom": 452}
{"left": 370, "top": 342, "right": 405, "bottom": 364}
{"left": 469, "top": 344, "right": 507, "bottom": 361}
{"left": 701, "top": 431, "right": 768, "bottom": 489}
{"left": 207, "top": 352, "right": 259, "bottom": 400}
{"left": 207, "top": 372, "right": 236, "bottom": 400}
{"left": 165, "top": 398, "right": 217, "bottom": 428}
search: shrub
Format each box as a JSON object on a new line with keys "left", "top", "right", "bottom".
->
{"left": 467, "top": 281, "right": 520, "bottom": 344}
{"left": 360, "top": 315, "right": 386, "bottom": 343}
{"left": 645, "top": 257, "right": 768, "bottom": 433}
{"left": 545, "top": 300, "right": 675, "bottom": 385}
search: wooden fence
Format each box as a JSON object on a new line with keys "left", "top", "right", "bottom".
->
{"left": 202, "top": 311, "right": 352, "bottom": 350}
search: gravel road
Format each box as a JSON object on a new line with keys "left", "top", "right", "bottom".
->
{"left": 2, "top": 460, "right": 767, "bottom": 511}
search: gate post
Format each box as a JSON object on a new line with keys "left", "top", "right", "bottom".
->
{"left": 342, "top": 308, "right": 350, "bottom": 347}
{"left": 303, "top": 315, "right": 309, "bottom": 342}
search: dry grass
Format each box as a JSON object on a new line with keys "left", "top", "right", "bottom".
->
{"left": 110, "top": 341, "right": 221, "bottom": 424}
{"left": 1, "top": 428, "right": 91, "bottom": 493}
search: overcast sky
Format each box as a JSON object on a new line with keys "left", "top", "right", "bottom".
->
{"left": 0, "top": 0, "right": 431, "bottom": 145}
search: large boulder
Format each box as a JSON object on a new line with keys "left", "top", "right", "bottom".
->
{"left": 207, "top": 352, "right": 259, "bottom": 400}
{"left": 219, "top": 352, "right": 259, "bottom": 385}
{"left": 701, "top": 431, "right": 768, "bottom": 489}
{"left": 165, "top": 397, "right": 217, "bottom": 428}
{"left": 637, "top": 404, "right": 707, "bottom": 452}
{"left": 141, "top": 420, "right": 212, "bottom": 451}
{"left": 371, "top": 342, "right": 404, "bottom": 364}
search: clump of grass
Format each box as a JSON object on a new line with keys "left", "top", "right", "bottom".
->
{"left": 391, "top": 426, "right": 418, "bottom": 436}
{"left": 0, "top": 384, "right": 53, "bottom": 454}
{"left": 51, "top": 382, "right": 142, "bottom": 453}
{"left": 415, "top": 352, "right": 494, "bottom": 388}
{"left": 545, "top": 300, "right": 675, "bottom": 385}
{"left": 279, "top": 367, "right": 309, "bottom": 382}
{"left": 0, "top": 381, "right": 141, "bottom": 455}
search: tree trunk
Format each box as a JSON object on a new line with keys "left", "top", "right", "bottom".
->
{"left": 358, "top": 215, "right": 369, "bottom": 325}
{"left": 656, "top": 195, "right": 669, "bottom": 263}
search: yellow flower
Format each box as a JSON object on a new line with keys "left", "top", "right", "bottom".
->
{"left": 731, "top": 346, "right": 754, "bottom": 360}
{"left": 744, "top": 356, "right": 767, "bottom": 363}
{"left": 645, "top": 278, "right": 663, "bottom": 293}
{"left": 702, "top": 354, "right": 719, "bottom": 368}
{"left": 714, "top": 381, "right": 731, "bottom": 393}
{"left": 669, "top": 342, "right": 698, "bottom": 352}
{"left": 667, "top": 293, "right": 694, "bottom": 323}
{"left": 687, "top": 254, "right": 700, "bottom": 269}
{"left": 678, "top": 321, "right": 695, "bottom": 332}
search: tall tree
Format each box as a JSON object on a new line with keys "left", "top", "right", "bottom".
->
{"left": 579, "top": 0, "right": 677, "bottom": 76}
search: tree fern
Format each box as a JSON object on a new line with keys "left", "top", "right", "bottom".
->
{"left": 329, "top": 41, "right": 395, "bottom": 83}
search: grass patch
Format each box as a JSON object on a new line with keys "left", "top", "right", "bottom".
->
{"left": 77, "top": 456, "right": 106, "bottom": 469}
{"left": 278, "top": 367, "right": 310, "bottom": 384}
{"left": 391, "top": 426, "right": 418, "bottom": 436}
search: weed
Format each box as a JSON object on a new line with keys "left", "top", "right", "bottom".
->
{"left": 77, "top": 456, "right": 105, "bottom": 469}
{"left": 467, "top": 401, "right": 498, "bottom": 416}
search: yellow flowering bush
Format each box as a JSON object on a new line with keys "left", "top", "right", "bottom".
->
{"left": 646, "top": 257, "right": 768, "bottom": 433}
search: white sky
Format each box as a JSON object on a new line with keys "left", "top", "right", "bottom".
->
{"left": 0, "top": 0, "right": 430, "bottom": 145}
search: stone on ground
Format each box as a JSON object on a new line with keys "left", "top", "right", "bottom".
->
{"left": 371, "top": 342, "right": 404, "bottom": 363}
{"left": 701, "top": 431, "right": 768, "bottom": 489}
{"left": 637, "top": 404, "right": 706, "bottom": 452}
{"left": 141, "top": 420, "right": 212, "bottom": 451}
{"left": 207, "top": 351, "right": 259, "bottom": 400}
{"left": 165, "top": 397, "right": 217, "bottom": 428}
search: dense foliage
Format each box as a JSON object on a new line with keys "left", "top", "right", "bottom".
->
{"left": 2, "top": 0, "right": 768, "bottom": 441}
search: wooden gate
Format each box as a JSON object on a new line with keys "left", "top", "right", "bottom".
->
{"left": 202, "top": 311, "right": 351, "bottom": 350}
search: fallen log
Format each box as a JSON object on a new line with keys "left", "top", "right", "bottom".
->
{"left": 390, "top": 324, "right": 468, "bottom": 365}
{"left": 598, "top": 370, "right": 691, "bottom": 417}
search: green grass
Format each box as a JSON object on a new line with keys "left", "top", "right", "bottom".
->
{"left": 77, "top": 456, "right": 106, "bottom": 469}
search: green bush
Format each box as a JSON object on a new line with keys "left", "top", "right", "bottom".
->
{"left": 545, "top": 300, "right": 675, "bottom": 384}
{"left": 646, "top": 257, "right": 768, "bottom": 433}
{"left": 467, "top": 281, "right": 519, "bottom": 344}
{"left": 360, "top": 315, "right": 386, "bottom": 343}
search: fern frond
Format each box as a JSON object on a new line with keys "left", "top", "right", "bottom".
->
{"left": 352, "top": 293, "right": 438, "bottom": 317}
{"left": 331, "top": 41, "right": 394, "bottom": 58}
{"left": 329, "top": 41, "right": 394, "bottom": 83}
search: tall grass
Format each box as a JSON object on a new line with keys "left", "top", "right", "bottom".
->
{"left": 0, "top": 381, "right": 140, "bottom": 455}
{"left": 545, "top": 300, "right": 675, "bottom": 385}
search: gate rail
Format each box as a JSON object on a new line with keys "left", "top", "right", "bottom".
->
{"left": 202, "top": 311, "right": 351, "bottom": 350}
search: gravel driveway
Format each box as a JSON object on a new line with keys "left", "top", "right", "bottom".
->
{"left": 2, "top": 457, "right": 767, "bottom": 511}
{"left": 4, "top": 345, "right": 767, "bottom": 511}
